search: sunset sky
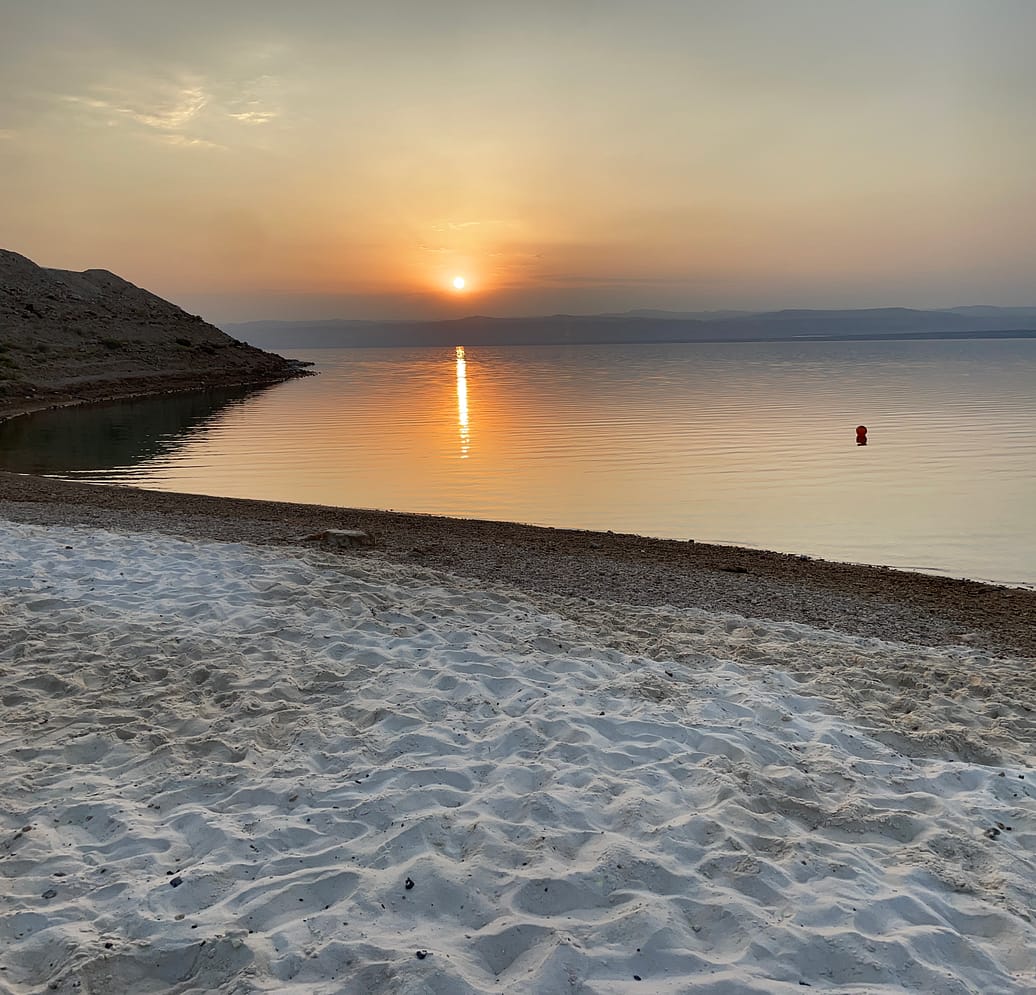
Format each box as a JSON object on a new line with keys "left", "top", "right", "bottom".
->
{"left": 2, "top": 1, "right": 1033, "bottom": 322}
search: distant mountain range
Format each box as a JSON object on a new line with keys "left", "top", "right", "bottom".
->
{"left": 225, "top": 307, "right": 1036, "bottom": 350}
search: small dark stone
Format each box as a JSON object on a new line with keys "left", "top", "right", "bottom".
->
{"left": 633, "top": 976, "right": 642, "bottom": 981}
{"left": 41, "top": 888, "right": 57, "bottom": 900}
{"left": 405, "top": 877, "right": 415, "bottom": 890}
{"left": 104, "top": 942, "right": 113, "bottom": 949}
{"left": 415, "top": 950, "right": 428, "bottom": 960}
{"left": 169, "top": 876, "right": 183, "bottom": 887}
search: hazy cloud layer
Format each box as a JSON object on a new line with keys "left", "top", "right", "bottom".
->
{"left": 1, "top": 1, "right": 1033, "bottom": 321}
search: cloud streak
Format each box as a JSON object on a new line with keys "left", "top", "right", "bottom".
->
{"left": 63, "top": 82, "right": 207, "bottom": 131}
{"left": 58, "top": 71, "right": 280, "bottom": 149}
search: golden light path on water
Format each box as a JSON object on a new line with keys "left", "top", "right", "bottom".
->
{"left": 455, "top": 345, "right": 470, "bottom": 459}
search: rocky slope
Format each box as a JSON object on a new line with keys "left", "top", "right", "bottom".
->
{"left": 0, "top": 248, "right": 307, "bottom": 415}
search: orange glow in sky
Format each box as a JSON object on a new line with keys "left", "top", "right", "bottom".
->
{"left": 2, "top": 4, "right": 1034, "bottom": 322}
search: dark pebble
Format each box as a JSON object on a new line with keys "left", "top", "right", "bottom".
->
{"left": 41, "top": 889, "right": 57, "bottom": 900}
{"left": 170, "top": 876, "right": 183, "bottom": 887}
{"left": 405, "top": 877, "right": 415, "bottom": 890}
{"left": 633, "top": 975, "right": 642, "bottom": 981}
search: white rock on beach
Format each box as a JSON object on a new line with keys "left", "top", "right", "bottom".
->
{"left": 0, "top": 520, "right": 1032, "bottom": 993}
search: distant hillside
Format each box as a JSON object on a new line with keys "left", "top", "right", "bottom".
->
{"left": 226, "top": 306, "right": 1036, "bottom": 350}
{"left": 0, "top": 249, "right": 307, "bottom": 413}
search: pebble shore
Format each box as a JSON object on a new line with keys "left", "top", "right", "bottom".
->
{"left": 1, "top": 467, "right": 1034, "bottom": 661}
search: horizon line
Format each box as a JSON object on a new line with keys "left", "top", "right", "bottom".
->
{"left": 220, "top": 304, "right": 1036, "bottom": 327}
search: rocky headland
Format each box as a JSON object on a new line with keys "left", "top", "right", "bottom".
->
{"left": 0, "top": 248, "right": 308, "bottom": 419}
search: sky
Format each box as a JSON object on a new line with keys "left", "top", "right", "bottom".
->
{"left": 1, "top": 1, "right": 1033, "bottom": 322}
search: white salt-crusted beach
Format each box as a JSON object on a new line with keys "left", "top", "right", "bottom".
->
{"left": 1, "top": 520, "right": 1033, "bottom": 994}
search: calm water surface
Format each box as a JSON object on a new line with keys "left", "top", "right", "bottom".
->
{"left": 4, "top": 339, "right": 1035, "bottom": 587}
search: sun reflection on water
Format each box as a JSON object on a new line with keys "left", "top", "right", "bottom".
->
{"left": 455, "top": 345, "right": 470, "bottom": 458}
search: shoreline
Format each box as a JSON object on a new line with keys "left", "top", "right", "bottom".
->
{"left": 0, "top": 365, "right": 312, "bottom": 425}
{"left": 1, "top": 380, "right": 1033, "bottom": 659}
{"left": 2, "top": 468, "right": 1034, "bottom": 659}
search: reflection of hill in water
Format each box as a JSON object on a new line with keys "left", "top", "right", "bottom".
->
{"left": 0, "top": 385, "right": 266, "bottom": 474}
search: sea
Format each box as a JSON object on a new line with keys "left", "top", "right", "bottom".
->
{"left": 4, "top": 337, "right": 1035, "bottom": 587}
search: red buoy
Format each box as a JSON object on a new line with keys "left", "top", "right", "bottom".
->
{"left": 856, "top": 425, "right": 868, "bottom": 446}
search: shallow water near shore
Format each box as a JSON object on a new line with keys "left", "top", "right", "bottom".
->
{"left": 3, "top": 337, "right": 1035, "bottom": 586}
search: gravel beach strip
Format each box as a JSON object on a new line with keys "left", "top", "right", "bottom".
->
{"left": 1, "top": 468, "right": 1033, "bottom": 660}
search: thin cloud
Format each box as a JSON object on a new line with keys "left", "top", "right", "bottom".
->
{"left": 540, "top": 272, "right": 701, "bottom": 288}
{"left": 225, "top": 75, "right": 281, "bottom": 126}
{"left": 430, "top": 219, "right": 512, "bottom": 232}
{"left": 58, "top": 72, "right": 279, "bottom": 148}
{"left": 227, "top": 109, "right": 277, "bottom": 124}
{"left": 159, "top": 133, "right": 225, "bottom": 150}
{"left": 63, "top": 82, "right": 207, "bottom": 131}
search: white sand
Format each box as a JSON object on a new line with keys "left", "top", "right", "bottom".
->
{"left": 0, "top": 520, "right": 1033, "bottom": 994}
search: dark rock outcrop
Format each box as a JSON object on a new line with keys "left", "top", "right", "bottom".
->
{"left": 0, "top": 248, "right": 308, "bottom": 413}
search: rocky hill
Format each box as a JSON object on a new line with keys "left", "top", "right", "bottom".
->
{"left": 0, "top": 249, "right": 308, "bottom": 416}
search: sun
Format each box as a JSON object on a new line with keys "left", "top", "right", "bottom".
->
{"left": 451, "top": 275, "right": 466, "bottom": 291}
